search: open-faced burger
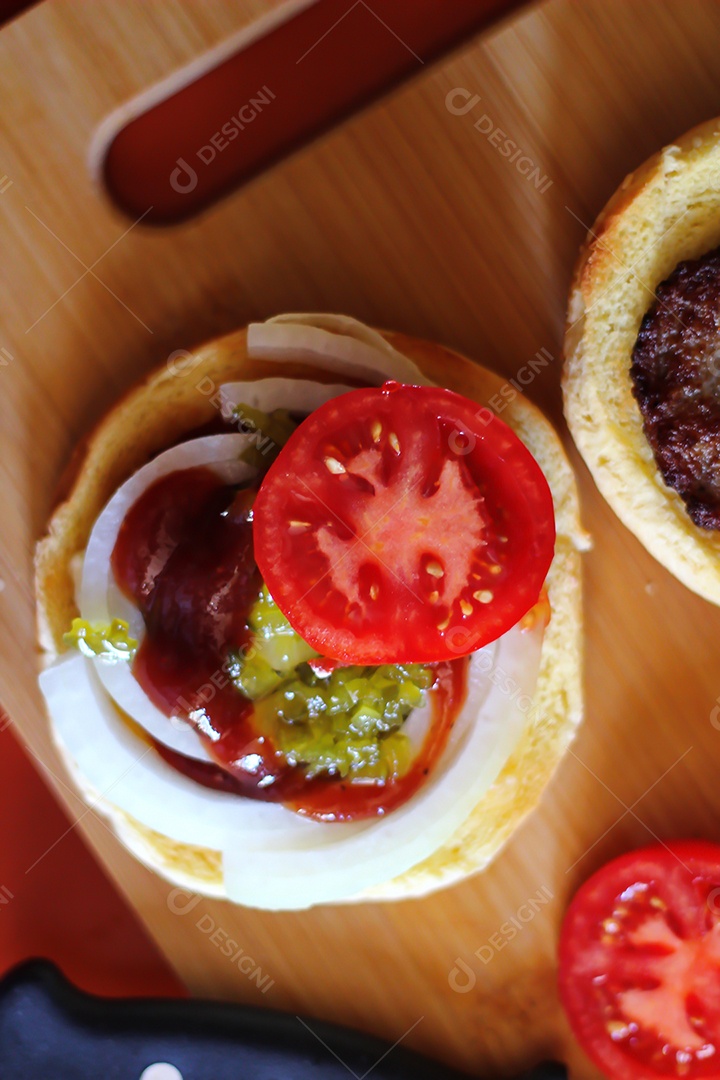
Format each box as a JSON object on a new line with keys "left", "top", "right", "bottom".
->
{"left": 564, "top": 117, "right": 720, "bottom": 603}
{"left": 36, "top": 314, "right": 587, "bottom": 909}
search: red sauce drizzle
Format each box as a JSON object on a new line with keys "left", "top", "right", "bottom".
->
{"left": 111, "top": 465, "right": 468, "bottom": 820}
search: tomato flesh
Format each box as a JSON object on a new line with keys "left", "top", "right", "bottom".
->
{"left": 253, "top": 382, "right": 555, "bottom": 664}
{"left": 559, "top": 841, "right": 720, "bottom": 1079}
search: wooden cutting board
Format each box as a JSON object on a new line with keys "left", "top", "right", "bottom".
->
{"left": 3, "top": 1, "right": 720, "bottom": 1076}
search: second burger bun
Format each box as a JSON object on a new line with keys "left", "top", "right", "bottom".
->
{"left": 36, "top": 322, "right": 587, "bottom": 903}
{"left": 564, "top": 117, "right": 720, "bottom": 603}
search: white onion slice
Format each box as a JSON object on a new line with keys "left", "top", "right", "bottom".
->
{"left": 217, "top": 376, "right": 355, "bottom": 418}
{"left": 38, "top": 617, "right": 543, "bottom": 909}
{"left": 80, "top": 434, "right": 253, "bottom": 629}
{"left": 79, "top": 434, "right": 253, "bottom": 762}
{"left": 40, "top": 653, "right": 321, "bottom": 851}
{"left": 247, "top": 315, "right": 434, "bottom": 387}
{"left": 268, "top": 313, "right": 402, "bottom": 355}
{"left": 92, "top": 660, "right": 210, "bottom": 761}
{"left": 221, "top": 622, "right": 542, "bottom": 908}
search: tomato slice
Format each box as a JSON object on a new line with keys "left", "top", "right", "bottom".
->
{"left": 559, "top": 841, "right": 720, "bottom": 1079}
{"left": 252, "top": 382, "right": 555, "bottom": 664}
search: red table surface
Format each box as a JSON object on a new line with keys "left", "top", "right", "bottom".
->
{"left": 0, "top": 722, "right": 184, "bottom": 997}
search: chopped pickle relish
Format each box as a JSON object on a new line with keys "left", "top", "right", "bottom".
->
{"left": 64, "top": 617, "right": 137, "bottom": 660}
{"left": 234, "top": 404, "right": 297, "bottom": 470}
{"left": 236, "top": 583, "right": 319, "bottom": 689}
{"left": 226, "top": 403, "right": 435, "bottom": 781}
{"left": 231, "top": 586, "right": 434, "bottom": 781}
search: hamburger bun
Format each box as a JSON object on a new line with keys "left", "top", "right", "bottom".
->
{"left": 36, "top": 322, "right": 587, "bottom": 904}
{"left": 563, "top": 116, "right": 720, "bottom": 603}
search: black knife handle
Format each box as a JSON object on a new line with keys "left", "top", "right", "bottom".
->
{"left": 0, "top": 960, "right": 566, "bottom": 1080}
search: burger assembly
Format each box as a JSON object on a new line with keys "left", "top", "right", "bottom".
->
{"left": 35, "top": 314, "right": 586, "bottom": 909}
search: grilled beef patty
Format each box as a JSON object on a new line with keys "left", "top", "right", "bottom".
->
{"left": 631, "top": 246, "right": 720, "bottom": 530}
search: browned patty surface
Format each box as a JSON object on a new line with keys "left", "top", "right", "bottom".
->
{"left": 631, "top": 246, "right": 720, "bottom": 530}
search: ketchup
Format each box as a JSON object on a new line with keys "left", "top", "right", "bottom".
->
{"left": 111, "top": 465, "right": 468, "bottom": 820}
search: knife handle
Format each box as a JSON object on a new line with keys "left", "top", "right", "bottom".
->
{"left": 0, "top": 960, "right": 566, "bottom": 1080}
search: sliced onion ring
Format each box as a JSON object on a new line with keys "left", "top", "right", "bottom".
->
{"left": 80, "top": 434, "right": 253, "bottom": 630}
{"left": 221, "top": 622, "right": 542, "bottom": 908}
{"left": 247, "top": 315, "right": 434, "bottom": 387}
{"left": 268, "top": 313, "right": 403, "bottom": 355}
{"left": 79, "top": 434, "right": 253, "bottom": 762}
{"left": 40, "top": 619, "right": 543, "bottom": 909}
{"left": 217, "top": 376, "right": 354, "bottom": 418}
{"left": 39, "top": 653, "right": 321, "bottom": 851}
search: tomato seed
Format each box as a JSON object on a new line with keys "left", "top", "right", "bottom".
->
{"left": 606, "top": 1020, "right": 634, "bottom": 1041}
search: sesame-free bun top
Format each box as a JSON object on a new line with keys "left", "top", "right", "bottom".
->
{"left": 36, "top": 323, "right": 586, "bottom": 904}
{"left": 563, "top": 116, "right": 720, "bottom": 603}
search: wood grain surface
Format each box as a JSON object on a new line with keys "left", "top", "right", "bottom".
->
{"left": 3, "top": 1, "right": 720, "bottom": 1076}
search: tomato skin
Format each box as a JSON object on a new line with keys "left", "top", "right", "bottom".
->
{"left": 559, "top": 841, "right": 720, "bottom": 1080}
{"left": 253, "top": 382, "right": 555, "bottom": 664}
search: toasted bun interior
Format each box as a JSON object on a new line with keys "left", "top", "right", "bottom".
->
{"left": 564, "top": 117, "right": 720, "bottom": 603}
{"left": 36, "top": 325, "right": 586, "bottom": 903}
